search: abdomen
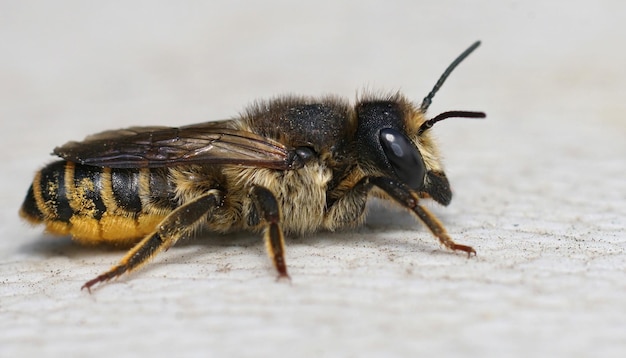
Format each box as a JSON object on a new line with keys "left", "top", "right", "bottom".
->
{"left": 20, "top": 161, "right": 178, "bottom": 246}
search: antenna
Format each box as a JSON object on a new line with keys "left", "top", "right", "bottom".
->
{"left": 417, "top": 110, "right": 486, "bottom": 135}
{"left": 420, "top": 41, "right": 481, "bottom": 112}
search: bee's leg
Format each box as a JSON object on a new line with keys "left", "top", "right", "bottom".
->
{"left": 368, "top": 177, "right": 476, "bottom": 256}
{"left": 324, "top": 178, "right": 372, "bottom": 228}
{"left": 249, "top": 186, "right": 289, "bottom": 279}
{"left": 82, "top": 189, "right": 223, "bottom": 291}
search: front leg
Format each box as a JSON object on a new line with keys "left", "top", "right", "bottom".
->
{"left": 324, "top": 177, "right": 372, "bottom": 230}
{"left": 326, "top": 176, "right": 475, "bottom": 256}
{"left": 369, "top": 176, "right": 475, "bottom": 256}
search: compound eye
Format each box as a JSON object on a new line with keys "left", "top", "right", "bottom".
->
{"left": 379, "top": 128, "right": 426, "bottom": 190}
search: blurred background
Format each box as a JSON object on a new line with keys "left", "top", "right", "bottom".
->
{"left": 3, "top": 1, "right": 623, "bottom": 140}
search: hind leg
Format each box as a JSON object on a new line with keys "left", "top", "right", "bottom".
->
{"left": 82, "top": 189, "right": 223, "bottom": 291}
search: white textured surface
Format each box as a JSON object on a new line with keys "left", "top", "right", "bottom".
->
{"left": 1, "top": 1, "right": 625, "bottom": 357}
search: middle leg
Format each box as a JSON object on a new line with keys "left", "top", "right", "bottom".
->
{"left": 249, "top": 185, "right": 289, "bottom": 279}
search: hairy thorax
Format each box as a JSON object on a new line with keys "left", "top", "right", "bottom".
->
{"left": 229, "top": 161, "right": 333, "bottom": 235}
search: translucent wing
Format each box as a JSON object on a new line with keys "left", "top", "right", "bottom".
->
{"left": 54, "top": 120, "right": 294, "bottom": 169}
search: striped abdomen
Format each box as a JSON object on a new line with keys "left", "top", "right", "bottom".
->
{"left": 20, "top": 160, "right": 179, "bottom": 246}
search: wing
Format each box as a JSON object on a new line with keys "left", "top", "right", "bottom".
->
{"left": 53, "top": 120, "right": 295, "bottom": 169}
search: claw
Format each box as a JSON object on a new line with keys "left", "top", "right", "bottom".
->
{"left": 451, "top": 243, "right": 476, "bottom": 258}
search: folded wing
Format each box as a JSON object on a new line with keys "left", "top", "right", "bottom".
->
{"left": 54, "top": 121, "right": 293, "bottom": 169}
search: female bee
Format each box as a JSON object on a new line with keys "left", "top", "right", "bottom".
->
{"left": 20, "top": 41, "right": 485, "bottom": 291}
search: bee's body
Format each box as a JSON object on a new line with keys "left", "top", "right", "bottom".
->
{"left": 20, "top": 42, "right": 485, "bottom": 291}
{"left": 22, "top": 98, "right": 360, "bottom": 241}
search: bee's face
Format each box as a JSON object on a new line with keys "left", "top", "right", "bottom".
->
{"left": 378, "top": 127, "right": 426, "bottom": 190}
{"left": 354, "top": 97, "right": 435, "bottom": 192}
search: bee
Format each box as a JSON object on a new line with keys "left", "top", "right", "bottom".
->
{"left": 20, "top": 41, "right": 485, "bottom": 291}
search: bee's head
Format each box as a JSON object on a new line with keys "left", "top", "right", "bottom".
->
{"left": 354, "top": 41, "right": 485, "bottom": 205}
